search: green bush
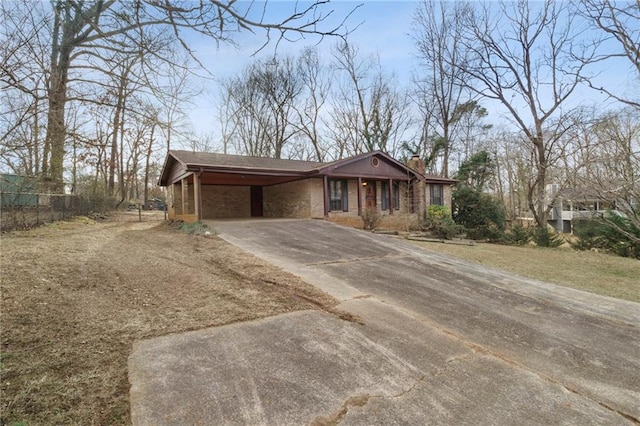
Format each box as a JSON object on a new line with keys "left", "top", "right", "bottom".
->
{"left": 452, "top": 185, "right": 506, "bottom": 240}
{"left": 427, "top": 204, "right": 450, "bottom": 222}
{"left": 433, "top": 217, "right": 465, "bottom": 239}
{"left": 424, "top": 205, "right": 463, "bottom": 239}
{"left": 506, "top": 224, "right": 532, "bottom": 246}
{"left": 533, "top": 227, "right": 564, "bottom": 248}
{"left": 572, "top": 215, "right": 640, "bottom": 259}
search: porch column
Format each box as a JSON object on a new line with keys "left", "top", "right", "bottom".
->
{"left": 193, "top": 172, "right": 202, "bottom": 221}
{"left": 181, "top": 178, "right": 188, "bottom": 216}
{"left": 323, "top": 175, "right": 329, "bottom": 217}
{"left": 388, "top": 178, "right": 394, "bottom": 215}
{"left": 357, "top": 177, "right": 362, "bottom": 216}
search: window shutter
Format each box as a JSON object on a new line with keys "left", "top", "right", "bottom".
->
{"left": 381, "top": 181, "right": 388, "bottom": 210}
{"left": 342, "top": 180, "right": 349, "bottom": 212}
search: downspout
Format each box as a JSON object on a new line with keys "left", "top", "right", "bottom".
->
{"left": 357, "top": 177, "right": 362, "bottom": 216}
{"left": 323, "top": 175, "right": 329, "bottom": 218}
{"left": 388, "top": 178, "right": 393, "bottom": 215}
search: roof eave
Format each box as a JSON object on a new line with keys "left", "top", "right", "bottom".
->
{"left": 185, "top": 165, "right": 314, "bottom": 178}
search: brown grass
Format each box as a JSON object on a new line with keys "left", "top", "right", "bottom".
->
{"left": 409, "top": 240, "right": 639, "bottom": 303}
{"left": 0, "top": 214, "right": 337, "bottom": 425}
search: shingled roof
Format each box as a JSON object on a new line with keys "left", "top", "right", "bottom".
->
{"left": 169, "top": 150, "right": 323, "bottom": 172}
{"left": 159, "top": 150, "right": 457, "bottom": 186}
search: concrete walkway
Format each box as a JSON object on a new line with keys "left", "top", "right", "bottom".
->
{"left": 129, "top": 219, "right": 640, "bottom": 425}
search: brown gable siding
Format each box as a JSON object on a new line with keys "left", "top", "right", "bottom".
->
{"left": 324, "top": 155, "right": 412, "bottom": 179}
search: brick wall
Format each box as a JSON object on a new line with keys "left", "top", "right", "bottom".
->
{"left": 201, "top": 185, "right": 251, "bottom": 218}
{"left": 263, "top": 180, "right": 311, "bottom": 218}
{"left": 309, "top": 178, "right": 325, "bottom": 218}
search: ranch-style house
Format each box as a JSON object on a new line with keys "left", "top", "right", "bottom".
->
{"left": 158, "top": 150, "right": 456, "bottom": 228}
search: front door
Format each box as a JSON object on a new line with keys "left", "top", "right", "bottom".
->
{"left": 250, "top": 186, "right": 263, "bottom": 217}
{"left": 364, "top": 181, "right": 376, "bottom": 209}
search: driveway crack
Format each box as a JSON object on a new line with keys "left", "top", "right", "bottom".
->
{"left": 311, "top": 394, "right": 371, "bottom": 426}
{"left": 306, "top": 254, "right": 407, "bottom": 266}
{"left": 310, "top": 372, "right": 435, "bottom": 426}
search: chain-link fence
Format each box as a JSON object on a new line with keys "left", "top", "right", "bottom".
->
{"left": 0, "top": 192, "right": 117, "bottom": 232}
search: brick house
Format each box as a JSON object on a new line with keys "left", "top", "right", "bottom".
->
{"left": 158, "top": 150, "right": 455, "bottom": 228}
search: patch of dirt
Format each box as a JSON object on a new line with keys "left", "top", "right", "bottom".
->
{"left": 0, "top": 214, "right": 337, "bottom": 425}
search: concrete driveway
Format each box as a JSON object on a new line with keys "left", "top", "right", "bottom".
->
{"left": 129, "top": 219, "right": 640, "bottom": 425}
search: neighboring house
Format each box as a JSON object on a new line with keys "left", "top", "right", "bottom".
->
{"left": 548, "top": 186, "right": 619, "bottom": 233}
{"left": 158, "top": 150, "right": 456, "bottom": 228}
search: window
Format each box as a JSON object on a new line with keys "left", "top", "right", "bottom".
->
{"left": 381, "top": 181, "right": 400, "bottom": 210}
{"left": 329, "top": 179, "right": 349, "bottom": 212}
{"left": 430, "top": 184, "right": 444, "bottom": 206}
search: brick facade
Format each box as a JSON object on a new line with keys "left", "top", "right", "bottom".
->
{"left": 263, "top": 180, "right": 311, "bottom": 218}
{"left": 160, "top": 151, "right": 455, "bottom": 225}
{"left": 201, "top": 185, "right": 251, "bottom": 219}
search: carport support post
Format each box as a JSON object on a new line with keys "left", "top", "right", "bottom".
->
{"left": 193, "top": 172, "right": 202, "bottom": 221}
{"left": 181, "top": 178, "right": 188, "bottom": 216}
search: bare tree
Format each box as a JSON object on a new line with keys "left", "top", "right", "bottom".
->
{"left": 0, "top": 1, "right": 49, "bottom": 176}
{"left": 23, "top": 0, "right": 355, "bottom": 192}
{"left": 294, "top": 47, "right": 332, "bottom": 161}
{"left": 152, "top": 54, "right": 202, "bottom": 152}
{"left": 411, "top": 0, "right": 472, "bottom": 177}
{"left": 459, "top": 0, "right": 597, "bottom": 230}
{"left": 215, "top": 84, "right": 238, "bottom": 155}
{"left": 580, "top": 0, "right": 640, "bottom": 108}
{"left": 222, "top": 57, "right": 303, "bottom": 158}
{"left": 575, "top": 108, "right": 639, "bottom": 234}
{"left": 330, "top": 41, "right": 413, "bottom": 158}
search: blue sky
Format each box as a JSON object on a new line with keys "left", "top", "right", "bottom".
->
{"left": 183, "top": 1, "right": 635, "bottom": 142}
{"left": 185, "top": 1, "right": 419, "bottom": 136}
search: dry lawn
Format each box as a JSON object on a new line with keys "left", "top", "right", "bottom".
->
{"left": 409, "top": 240, "right": 639, "bottom": 303}
{"left": 0, "top": 213, "right": 338, "bottom": 425}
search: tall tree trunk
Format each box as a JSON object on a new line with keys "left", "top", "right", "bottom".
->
{"left": 108, "top": 105, "right": 120, "bottom": 196}
{"left": 43, "top": 2, "right": 74, "bottom": 193}
{"left": 44, "top": 51, "right": 71, "bottom": 193}
{"left": 118, "top": 93, "right": 126, "bottom": 201}
{"left": 144, "top": 124, "right": 155, "bottom": 205}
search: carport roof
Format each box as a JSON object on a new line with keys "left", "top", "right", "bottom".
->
{"left": 159, "top": 150, "right": 457, "bottom": 186}
{"left": 168, "top": 150, "right": 323, "bottom": 172}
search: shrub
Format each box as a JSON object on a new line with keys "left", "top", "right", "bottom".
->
{"left": 533, "top": 227, "right": 564, "bottom": 248}
{"left": 433, "top": 219, "right": 465, "bottom": 239}
{"left": 452, "top": 185, "right": 506, "bottom": 240}
{"left": 506, "top": 224, "right": 532, "bottom": 246}
{"left": 572, "top": 215, "right": 640, "bottom": 259}
{"left": 425, "top": 205, "right": 463, "bottom": 239}
{"left": 427, "top": 204, "right": 449, "bottom": 222}
{"left": 361, "top": 207, "right": 381, "bottom": 230}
